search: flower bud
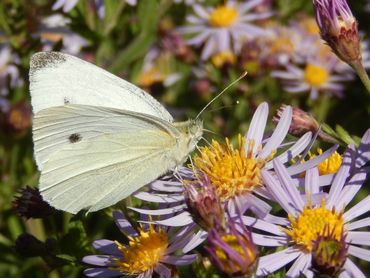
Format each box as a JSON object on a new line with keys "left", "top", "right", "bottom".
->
{"left": 274, "top": 105, "right": 319, "bottom": 137}
{"left": 183, "top": 175, "right": 224, "bottom": 231}
{"left": 313, "top": 0, "right": 361, "bottom": 65}
{"left": 15, "top": 233, "right": 45, "bottom": 257}
{"left": 311, "top": 225, "right": 348, "bottom": 277}
{"left": 13, "top": 186, "right": 56, "bottom": 219}
{"left": 206, "top": 217, "right": 258, "bottom": 277}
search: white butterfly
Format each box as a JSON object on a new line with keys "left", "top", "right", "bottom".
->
{"left": 30, "top": 52, "right": 203, "bottom": 214}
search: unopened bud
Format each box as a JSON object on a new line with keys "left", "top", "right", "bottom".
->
{"left": 311, "top": 225, "right": 348, "bottom": 277}
{"left": 183, "top": 175, "right": 224, "bottom": 231}
{"left": 13, "top": 186, "right": 56, "bottom": 219}
{"left": 274, "top": 105, "right": 319, "bottom": 137}
{"left": 313, "top": 0, "right": 361, "bottom": 65}
{"left": 206, "top": 216, "right": 258, "bottom": 277}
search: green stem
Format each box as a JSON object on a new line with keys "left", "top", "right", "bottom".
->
{"left": 351, "top": 60, "right": 370, "bottom": 94}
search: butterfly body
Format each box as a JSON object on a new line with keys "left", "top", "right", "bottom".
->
{"left": 29, "top": 52, "right": 202, "bottom": 213}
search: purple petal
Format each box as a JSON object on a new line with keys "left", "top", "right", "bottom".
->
{"left": 162, "top": 254, "right": 197, "bottom": 265}
{"left": 262, "top": 213, "right": 290, "bottom": 226}
{"left": 336, "top": 171, "right": 367, "bottom": 209}
{"left": 347, "top": 217, "right": 370, "bottom": 230}
{"left": 344, "top": 195, "right": 370, "bottom": 222}
{"left": 112, "top": 211, "right": 138, "bottom": 237}
{"left": 261, "top": 169, "right": 297, "bottom": 216}
{"left": 327, "top": 150, "right": 352, "bottom": 209}
{"left": 257, "top": 247, "right": 301, "bottom": 276}
{"left": 356, "top": 128, "right": 370, "bottom": 168}
{"left": 273, "top": 159, "right": 305, "bottom": 211}
{"left": 150, "top": 180, "right": 184, "bottom": 193}
{"left": 342, "top": 258, "right": 366, "bottom": 278}
{"left": 242, "top": 216, "right": 285, "bottom": 236}
{"left": 145, "top": 212, "right": 193, "bottom": 227}
{"left": 258, "top": 105, "right": 292, "bottom": 160}
{"left": 92, "top": 240, "right": 121, "bottom": 257}
{"left": 287, "top": 145, "right": 339, "bottom": 175}
{"left": 245, "top": 102, "right": 268, "bottom": 157}
{"left": 83, "top": 268, "right": 121, "bottom": 278}
{"left": 133, "top": 192, "right": 184, "bottom": 203}
{"left": 348, "top": 245, "right": 370, "bottom": 261}
{"left": 83, "top": 255, "right": 111, "bottom": 266}
{"left": 347, "top": 231, "right": 370, "bottom": 246}
{"left": 305, "top": 167, "right": 319, "bottom": 194}
{"left": 129, "top": 204, "right": 186, "bottom": 216}
{"left": 182, "top": 230, "right": 208, "bottom": 253}
{"left": 265, "top": 132, "right": 312, "bottom": 169}
{"left": 251, "top": 233, "right": 288, "bottom": 246}
{"left": 154, "top": 263, "right": 171, "bottom": 278}
{"left": 286, "top": 253, "right": 311, "bottom": 277}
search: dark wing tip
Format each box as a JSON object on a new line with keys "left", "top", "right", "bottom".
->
{"left": 30, "top": 52, "right": 67, "bottom": 75}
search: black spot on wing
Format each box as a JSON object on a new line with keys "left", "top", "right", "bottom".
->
{"left": 69, "top": 133, "right": 82, "bottom": 143}
{"left": 64, "top": 97, "right": 70, "bottom": 104}
{"left": 30, "top": 52, "right": 66, "bottom": 75}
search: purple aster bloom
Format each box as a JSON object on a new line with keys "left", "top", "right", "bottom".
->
{"left": 313, "top": 0, "right": 361, "bottom": 65}
{"left": 83, "top": 210, "right": 198, "bottom": 278}
{"left": 178, "top": 0, "right": 272, "bottom": 60}
{"left": 241, "top": 139, "right": 370, "bottom": 277}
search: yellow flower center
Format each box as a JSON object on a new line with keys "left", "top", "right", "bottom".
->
{"left": 211, "top": 51, "right": 236, "bottom": 68}
{"left": 193, "top": 135, "right": 268, "bottom": 202}
{"left": 215, "top": 234, "right": 257, "bottom": 273}
{"left": 137, "top": 67, "right": 165, "bottom": 88}
{"left": 310, "top": 148, "right": 342, "bottom": 175}
{"left": 109, "top": 225, "right": 168, "bottom": 275}
{"left": 304, "top": 64, "right": 329, "bottom": 87}
{"left": 208, "top": 5, "right": 238, "bottom": 28}
{"left": 285, "top": 199, "right": 345, "bottom": 252}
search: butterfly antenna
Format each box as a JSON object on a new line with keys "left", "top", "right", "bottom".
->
{"left": 295, "top": 124, "right": 322, "bottom": 164}
{"left": 201, "top": 136, "right": 213, "bottom": 148}
{"left": 195, "top": 71, "right": 247, "bottom": 120}
{"left": 173, "top": 167, "right": 184, "bottom": 183}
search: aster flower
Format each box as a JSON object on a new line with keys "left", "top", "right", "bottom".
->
{"left": 83, "top": 210, "right": 198, "bottom": 278}
{"left": 179, "top": 0, "right": 272, "bottom": 60}
{"left": 243, "top": 147, "right": 370, "bottom": 277}
{"left": 132, "top": 103, "right": 339, "bottom": 226}
{"left": 272, "top": 58, "right": 351, "bottom": 99}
